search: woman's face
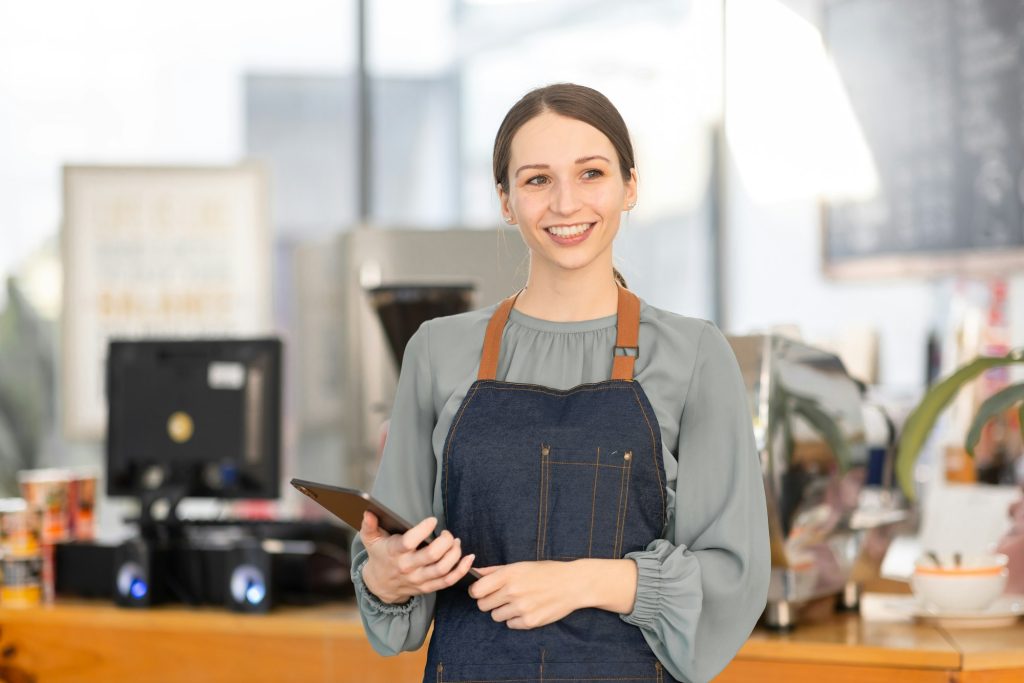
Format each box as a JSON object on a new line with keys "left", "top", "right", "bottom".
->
{"left": 498, "top": 111, "right": 637, "bottom": 279}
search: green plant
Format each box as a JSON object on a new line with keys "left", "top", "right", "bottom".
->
{"left": 895, "top": 349, "right": 1024, "bottom": 501}
{"left": 768, "top": 380, "right": 853, "bottom": 474}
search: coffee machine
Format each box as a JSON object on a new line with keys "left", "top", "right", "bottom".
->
{"left": 727, "top": 334, "right": 906, "bottom": 630}
{"left": 293, "top": 228, "right": 528, "bottom": 493}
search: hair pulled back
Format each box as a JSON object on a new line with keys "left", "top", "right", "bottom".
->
{"left": 492, "top": 83, "right": 635, "bottom": 288}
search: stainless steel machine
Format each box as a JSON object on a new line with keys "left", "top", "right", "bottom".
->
{"left": 316, "top": 228, "right": 528, "bottom": 493}
{"left": 727, "top": 334, "right": 906, "bottom": 630}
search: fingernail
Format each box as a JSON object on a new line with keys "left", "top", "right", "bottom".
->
{"left": 455, "top": 538, "right": 462, "bottom": 545}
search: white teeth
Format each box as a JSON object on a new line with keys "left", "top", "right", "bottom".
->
{"left": 545, "top": 223, "right": 592, "bottom": 237}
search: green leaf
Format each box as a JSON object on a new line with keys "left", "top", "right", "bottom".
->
{"left": 790, "top": 396, "right": 851, "bottom": 473}
{"left": 965, "top": 384, "right": 1024, "bottom": 457}
{"left": 896, "top": 349, "right": 1024, "bottom": 501}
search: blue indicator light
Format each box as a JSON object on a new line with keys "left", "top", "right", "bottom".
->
{"left": 130, "top": 578, "right": 148, "bottom": 600}
{"left": 245, "top": 581, "right": 266, "bottom": 605}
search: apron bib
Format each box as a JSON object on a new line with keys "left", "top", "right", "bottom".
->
{"left": 425, "top": 285, "right": 677, "bottom": 683}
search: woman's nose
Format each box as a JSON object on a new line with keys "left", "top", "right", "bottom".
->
{"left": 550, "top": 181, "right": 582, "bottom": 215}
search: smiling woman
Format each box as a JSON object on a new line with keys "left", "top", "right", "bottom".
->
{"left": 493, "top": 85, "right": 638, "bottom": 309}
{"left": 350, "top": 83, "right": 770, "bottom": 683}
{"left": 498, "top": 113, "right": 635, "bottom": 303}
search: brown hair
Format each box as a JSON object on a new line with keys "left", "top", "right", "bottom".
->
{"left": 493, "top": 83, "right": 634, "bottom": 289}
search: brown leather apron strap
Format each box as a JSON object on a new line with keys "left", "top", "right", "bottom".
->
{"left": 611, "top": 284, "right": 640, "bottom": 381}
{"left": 477, "top": 290, "right": 523, "bottom": 380}
{"left": 477, "top": 284, "right": 641, "bottom": 382}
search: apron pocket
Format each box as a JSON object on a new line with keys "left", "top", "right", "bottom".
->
{"left": 538, "top": 445, "right": 633, "bottom": 560}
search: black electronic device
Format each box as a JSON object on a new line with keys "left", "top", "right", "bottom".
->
{"left": 224, "top": 540, "right": 272, "bottom": 613}
{"left": 106, "top": 338, "right": 282, "bottom": 525}
{"left": 95, "top": 337, "right": 360, "bottom": 611}
{"left": 75, "top": 521, "right": 352, "bottom": 610}
{"left": 291, "top": 478, "right": 481, "bottom": 582}
{"left": 113, "top": 538, "right": 164, "bottom": 607}
{"left": 55, "top": 541, "right": 116, "bottom": 600}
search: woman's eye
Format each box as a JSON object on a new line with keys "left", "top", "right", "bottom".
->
{"left": 582, "top": 169, "right": 604, "bottom": 179}
{"left": 526, "top": 175, "right": 549, "bottom": 186}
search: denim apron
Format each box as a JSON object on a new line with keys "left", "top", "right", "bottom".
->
{"left": 424, "top": 284, "right": 676, "bottom": 683}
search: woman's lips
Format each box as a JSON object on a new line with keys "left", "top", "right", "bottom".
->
{"left": 544, "top": 222, "right": 595, "bottom": 245}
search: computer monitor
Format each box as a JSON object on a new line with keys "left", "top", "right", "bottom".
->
{"left": 106, "top": 339, "right": 282, "bottom": 500}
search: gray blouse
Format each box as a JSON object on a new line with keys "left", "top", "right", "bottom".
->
{"left": 350, "top": 299, "right": 770, "bottom": 683}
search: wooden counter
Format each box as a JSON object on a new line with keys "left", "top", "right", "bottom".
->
{"left": 0, "top": 599, "right": 1021, "bottom": 682}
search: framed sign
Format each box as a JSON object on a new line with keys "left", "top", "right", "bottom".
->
{"left": 61, "top": 164, "right": 272, "bottom": 439}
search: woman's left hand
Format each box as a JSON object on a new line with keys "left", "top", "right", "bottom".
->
{"left": 468, "top": 561, "right": 583, "bottom": 629}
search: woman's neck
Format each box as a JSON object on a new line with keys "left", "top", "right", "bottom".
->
{"left": 513, "top": 265, "right": 619, "bottom": 322}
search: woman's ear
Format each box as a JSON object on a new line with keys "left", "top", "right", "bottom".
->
{"left": 623, "top": 168, "right": 639, "bottom": 211}
{"left": 497, "top": 184, "right": 515, "bottom": 224}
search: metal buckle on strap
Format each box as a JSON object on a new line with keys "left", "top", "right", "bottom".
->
{"left": 614, "top": 346, "right": 639, "bottom": 358}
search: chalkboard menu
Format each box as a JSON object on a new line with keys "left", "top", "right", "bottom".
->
{"left": 824, "top": 0, "right": 1024, "bottom": 277}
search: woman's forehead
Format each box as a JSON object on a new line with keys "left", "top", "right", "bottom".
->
{"left": 510, "top": 112, "right": 616, "bottom": 164}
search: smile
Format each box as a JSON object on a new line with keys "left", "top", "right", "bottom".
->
{"left": 544, "top": 222, "right": 594, "bottom": 239}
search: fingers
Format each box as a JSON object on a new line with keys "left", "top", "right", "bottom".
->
{"left": 409, "top": 529, "right": 457, "bottom": 570}
{"left": 359, "top": 511, "right": 386, "bottom": 545}
{"left": 429, "top": 537, "right": 465, "bottom": 578}
{"left": 405, "top": 535, "right": 462, "bottom": 582}
{"left": 418, "top": 553, "right": 477, "bottom": 593}
{"left": 489, "top": 602, "right": 518, "bottom": 624}
{"left": 468, "top": 568, "right": 503, "bottom": 600}
{"left": 399, "top": 516, "right": 439, "bottom": 552}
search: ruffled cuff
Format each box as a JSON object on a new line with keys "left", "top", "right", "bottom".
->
{"left": 620, "top": 550, "right": 663, "bottom": 628}
{"left": 351, "top": 550, "right": 421, "bottom": 616}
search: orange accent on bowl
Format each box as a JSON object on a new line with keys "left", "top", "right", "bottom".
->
{"left": 914, "top": 565, "right": 1005, "bottom": 577}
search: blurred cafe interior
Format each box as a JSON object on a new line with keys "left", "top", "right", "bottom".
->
{"left": 1, "top": 0, "right": 1024, "bottom": 681}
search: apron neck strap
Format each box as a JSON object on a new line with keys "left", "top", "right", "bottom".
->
{"left": 476, "top": 284, "right": 641, "bottom": 382}
{"left": 610, "top": 283, "right": 640, "bottom": 381}
{"left": 477, "top": 289, "right": 522, "bottom": 381}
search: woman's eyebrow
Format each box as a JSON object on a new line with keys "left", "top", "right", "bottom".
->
{"left": 514, "top": 155, "right": 611, "bottom": 177}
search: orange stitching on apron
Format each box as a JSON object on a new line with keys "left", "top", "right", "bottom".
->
{"left": 541, "top": 449, "right": 553, "bottom": 559}
{"left": 436, "top": 662, "right": 443, "bottom": 683}
{"left": 655, "top": 661, "right": 663, "bottom": 683}
{"left": 587, "top": 447, "right": 600, "bottom": 557}
{"left": 615, "top": 451, "right": 633, "bottom": 557}
{"left": 545, "top": 461, "right": 625, "bottom": 468}
{"left": 537, "top": 444, "right": 549, "bottom": 560}
{"left": 627, "top": 384, "right": 665, "bottom": 530}
{"left": 612, "top": 452, "right": 628, "bottom": 559}
{"left": 444, "top": 383, "right": 482, "bottom": 518}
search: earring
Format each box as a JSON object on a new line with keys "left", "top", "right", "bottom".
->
{"left": 504, "top": 216, "right": 514, "bottom": 224}
{"left": 627, "top": 202, "right": 636, "bottom": 210}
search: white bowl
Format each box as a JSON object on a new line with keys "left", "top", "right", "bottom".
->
{"left": 911, "top": 553, "right": 1009, "bottom": 613}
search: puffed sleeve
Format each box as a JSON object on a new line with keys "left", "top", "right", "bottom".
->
{"left": 620, "top": 321, "right": 770, "bottom": 683}
{"left": 350, "top": 321, "right": 440, "bottom": 655}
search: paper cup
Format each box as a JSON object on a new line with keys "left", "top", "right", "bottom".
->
{"left": 18, "top": 469, "right": 73, "bottom": 544}
{"left": 69, "top": 470, "right": 98, "bottom": 541}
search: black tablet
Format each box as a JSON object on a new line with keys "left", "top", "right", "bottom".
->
{"left": 290, "top": 478, "right": 481, "bottom": 581}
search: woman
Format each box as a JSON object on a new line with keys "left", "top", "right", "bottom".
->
{"left": 351, "top": 83, "right": 770, "bottom": 683}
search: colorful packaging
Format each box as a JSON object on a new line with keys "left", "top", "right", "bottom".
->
{"left": 68, "top": 471, "right": 98, "bottom": 541}
{"left": 0, "top": 500, "right": 42, "bottom": 558}
{"left": 18, "top": 469, "right": 73, "bottom": 544}
{"left": 0, "top": 555, "right": 43, "bottom": 607}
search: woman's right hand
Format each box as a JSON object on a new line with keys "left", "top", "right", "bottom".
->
{"left": 359, "top": 511, "right": 476, "bottom": 604}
